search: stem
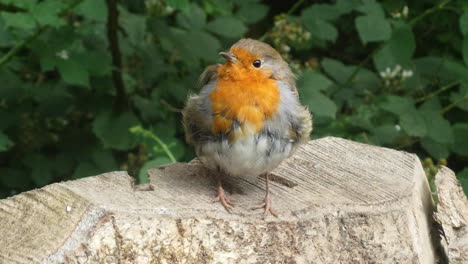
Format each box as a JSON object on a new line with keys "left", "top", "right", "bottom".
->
{"left": 409, "top": 0, "right": 452, "bottom": 26}
{"left": 440, "top": 93, "right": 468, "bottom": 114}
{"left": 0, "top": 27, "right": 45, "bottom": 68}
{"left": 340, "top": 45, "right": 383, "bottom": 88}
{"left": 415, "top": 80, "right": 461, "bottom": 103}
{"left": 131, "top": 126, "right": 177, "bottom": 162}
{"left": 106, "top": 0, "right": 127, "bottom": 112}
{"left": 287, "top": 0, "right": 307, "bottom": 15}
{"left": 148, "top": 133, "right": 177, "bottom": 163}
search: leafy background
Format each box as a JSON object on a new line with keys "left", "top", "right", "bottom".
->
{"left": 0, "top": 0, "right": 467, "bottom": 199}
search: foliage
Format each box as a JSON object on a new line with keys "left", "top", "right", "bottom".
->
{"left": 0, "top": 0, "right": 467, "bottom": 198}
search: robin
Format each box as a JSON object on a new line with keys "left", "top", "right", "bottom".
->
{"left": 183, "top": 38, "right": 312, "bottom": 216}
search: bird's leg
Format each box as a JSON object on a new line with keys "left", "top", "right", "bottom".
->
{"left": 213, "top": 173, "right": 235, "bottom": 212}
{"left": 253, "top": 173, "right": 278, "bottom": 217}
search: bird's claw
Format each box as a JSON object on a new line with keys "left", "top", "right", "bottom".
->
{"left": 252, "top": 195, "right": 278, "bottom": 217}
{"left": 214, "top": 187, "right": 235, "bottom": 212}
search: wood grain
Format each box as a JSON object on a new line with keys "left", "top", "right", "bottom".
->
{"left": 0, "top": 137, "right": 439, "bottom": 263}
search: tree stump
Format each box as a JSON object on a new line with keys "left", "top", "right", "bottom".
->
{"left": 0, "top": 137, "right": 440, "bottom": 263}
{"left": 434, "top": 166, "right": 468, "bottom": 264}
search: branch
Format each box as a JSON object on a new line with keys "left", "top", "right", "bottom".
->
{"left": 0, "top": 3, "right": 27, "bottom": 12}
{"left": 441, "top": 93, "right": 468, "bottom": 114}
{"left": 415, "top": 80, "right": 461, "bottom": 103}
{"left": 0, "top": 27, "right": 46, "bottom": 67}
{"left": 106, "top": 0, "right": 127, "bottom": 112}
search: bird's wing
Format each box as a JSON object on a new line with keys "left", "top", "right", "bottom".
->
{"left": 182, "top": 65, "right": 219, "bottom": 145}
{"left": 198, "top": 64, "right": 219, "bottom": 90}
{"left": 290, "top": 105, "right": 313, "bottom": 143}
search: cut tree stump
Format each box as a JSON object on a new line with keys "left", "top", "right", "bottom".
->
{"left": 0, "top": 137, "right": 441, "bottom": 263}
{"left": 434, "top": 166, "right": 468, "bottom": 264}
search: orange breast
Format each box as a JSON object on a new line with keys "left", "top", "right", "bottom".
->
{"left": 210, "top": 64, "right": 280, "bottom": 138}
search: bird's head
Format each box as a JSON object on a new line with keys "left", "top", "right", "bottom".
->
{"left": 217, "top": 39, "right": 294, "bottom": 83}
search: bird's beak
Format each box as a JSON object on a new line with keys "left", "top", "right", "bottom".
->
{"left": 219, "top": 52, "right": 238, "bottom": 63}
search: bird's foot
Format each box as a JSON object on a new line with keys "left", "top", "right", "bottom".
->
{"left": 252, "top": 193, "right": 278, "bottom": 217}
{"left": 214, "top": 185, "right": 235, "bottom": 212}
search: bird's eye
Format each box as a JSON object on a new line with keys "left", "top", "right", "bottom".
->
{"left": 252, "top": 60, "right": 262, "bottom": 68}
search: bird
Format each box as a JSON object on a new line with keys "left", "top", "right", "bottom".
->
{"left": 182, "top": 38, "right": 312, "bottom": 216}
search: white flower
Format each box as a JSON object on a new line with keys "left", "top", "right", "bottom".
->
{"left": 402, "top": 6, "right": 409, "bottom": 18}
{"left": 281, "top": 44, "right": 291, "bottom": 52}
{"left": 380, "top": 67, "right": 392, "bottom": 79}
{"left": 390, "top": 65, "right": 402, "bottom": 78}
{"left": 56, "top": 50, "right": 69, "bottom": 60}
{"left": 395, "top": 125, "right": 401, "bottom": 131}
{"left": 391, "top": 12, "right": 401, "bottom": 18}
{"left": 402, "top": 70, "right": 413, "bottom": 78}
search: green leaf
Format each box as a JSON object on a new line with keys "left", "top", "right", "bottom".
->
{"left": 185, "top": 31, "right": 221, "bottom": 61}
{"left": 303, "top": 17, "right": 337, "bottom": 42}
{"left": 75, "top": 50, "right": 112, "bottom": 76}
{"left": 379, "top": 95, "right": 414, "bottom": 115}
{"left": 121, "top": 12, "right": 146, "bottom": 45}
{"left": 370, "top": 124, "right": 400, "bottom": 145}
{"left": 302, "top": 91, "right": 337, "bottom": 119}
{"left": 452, "top": 123, "right": 468, "bottom": 156}
{"left": 297, "top": 70, "right": 333, "bottom": 92}
{"left": 77, "top": 0, "right": 107, "bottom": 20}
{"left": 373, "top": 22, "right": 415, "bottom": 71}
{"left": 353, "top": 68, "right": 381, "bottom": 90}
{"left": 204, "top": 0, "right": 232, "bottom": 15}
{"left": 236, "top": 3, "right": 268, "bottom": 24}
{"left": 399, "top": 109, "right": 427, "bottom": 137}
{"left": 1, "top": 13, "right": 36, "bottom": 30}
{"left": 335, "top": 0, "right": 359, "bottom": 14}
{"left": 420, "top": 112, "right": 453, "bottom": 145}
{"left": 176, "top": 3, "right": 206, "bottom": 30}
{"left": 302, "top": 4, "right": 342, "bottom": 21}
{"left": 56, "top": 59, "right": 90, "bottom": 87}
{"left": 0, "top": 132, "right": 14, "bottom": 152}
{"left": 414, "top": 57, "right": 468, "bottom": 82}
{"left": 138, "top": 157, "right": 172, "bottom": 183}
{"left": 421, "top": 138, "right": 449, "bottom": 159}
{"left": 355, "top": 15, "right": 391, "bottom": 44}
{"left": 206, "top": 16, "right": 247, "bottom": 38}
{"left": 463, "top": 37, "right": 468, "bottom": 66}
{"left": 356, "top": 0, "right": 385, "bottom": 17}
{"left": 92, "top": 111, "right": 140, "bottom": 150}
{"left": 91, "top": 149, "right": 119, "bottom": 172}
{"left": 30, "top": 0, "right": 65, "bottom": 28}
{"left": 460, "top": 12, "right": 468, "bottom": 35}
{"left": 321, "top": 58, "right": 354, "bottom": 84}
{"left": 167, "top": 0, "right": 190, "bottom": 11}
